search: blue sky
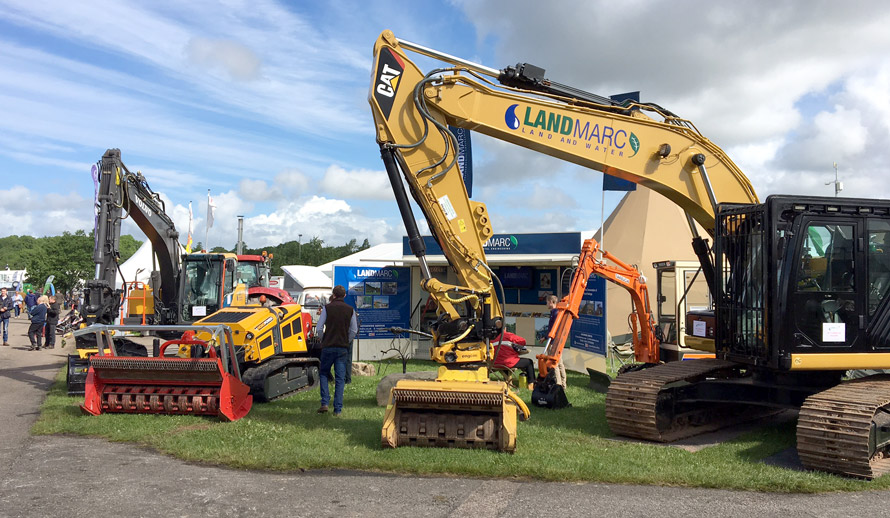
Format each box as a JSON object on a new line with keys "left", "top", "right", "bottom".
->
{"left": 2, "top": 1, "right": 890, "bottom": 249}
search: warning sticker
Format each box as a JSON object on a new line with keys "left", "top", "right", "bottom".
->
{"left": 823, "top": 322, "right": 845, "bottom": 342}
{"left": 439, "top": 195, "right": 457, "bottom": 220}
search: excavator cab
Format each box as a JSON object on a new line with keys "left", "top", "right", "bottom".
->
{"left": 652, "top": 260, "right": 715, "bottom": 360}
{"left": 178, "top": 254, "right": 246, "bottom": 323}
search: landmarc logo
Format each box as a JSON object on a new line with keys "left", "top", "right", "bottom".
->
{"left": 355, "top": 268, "right": 398, "bottom": 279}
{"left": 485, "top": 235, "right": 518, "bottom": 252}
{"left": 504, "top": 104, "right": 640, "bottom": 158}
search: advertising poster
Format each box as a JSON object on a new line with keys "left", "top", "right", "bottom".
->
{"left": 333, "top": 266, "right": 410, "bottom": 339}
{"left": 570, "top": 275, "right": 607, "bottom": 356}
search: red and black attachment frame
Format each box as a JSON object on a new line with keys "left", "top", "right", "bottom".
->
{"left": 77, "top": 324, "right": 253, "bottom": 422}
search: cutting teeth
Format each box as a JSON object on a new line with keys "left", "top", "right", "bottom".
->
{"left": 392, "top": 389, "right": 504, "bottom": 408}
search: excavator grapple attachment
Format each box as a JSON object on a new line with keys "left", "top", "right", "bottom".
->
{"left": 381, "top": 378, "right": 529, "bottom": 453}
{"left": 76, "top": 324, "right": 253, "bottom": 422}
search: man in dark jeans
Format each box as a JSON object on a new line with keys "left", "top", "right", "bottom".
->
{"left": 0, "top": 287, "right": 13, "bottom": 346}
{"left": 315, "top": 285, "right": 357, "bottom": 416}
{"left": 44, "top": 295, "right": 61, "bottom": 349}
{"left": 28, "top": 295, "right": 48, "bottom": 351}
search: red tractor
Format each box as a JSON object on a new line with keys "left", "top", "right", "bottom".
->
{"left": 236, "top": 253, "right": 294, "bottom": 306}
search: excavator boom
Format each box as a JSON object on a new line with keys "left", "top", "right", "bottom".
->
{"left": 533, "top": 238, "right": 658, "bottom": 408}
{"left": 370, "top": 31, "right": 890, "bottom": 477}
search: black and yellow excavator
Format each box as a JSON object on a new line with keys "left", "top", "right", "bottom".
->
{"left": 370, "top": 30, "right": 890, "bottom": 477}
{"left": 73, "top": 150, "right": 320, "bottom": 413}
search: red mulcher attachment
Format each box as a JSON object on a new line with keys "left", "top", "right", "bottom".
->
{"left": 79, "top": 326, "right": 252, "bottom": 422}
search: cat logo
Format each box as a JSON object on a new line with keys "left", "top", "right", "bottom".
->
{"left": 373, "top": 47, "right": 404, "bottom": 120}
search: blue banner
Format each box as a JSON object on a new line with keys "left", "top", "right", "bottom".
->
{"left": 570, "top": 274, "right": 607, "bottom": 356}
{"left": 603, "top": 175, "right": 637, "bottom": 191}
{"left": 403, "top": 232, "right": 581, "bottom": 256}
{"left": 449, "top": 126, "right": 473, "bottom": 198}
{"left": 604, "top": 91, "right": 639, "bottom": 192}
{"left": 333, "top": 266, "right": 411, "bottom": 339}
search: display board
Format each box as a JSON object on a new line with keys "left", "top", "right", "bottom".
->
{"left": 570, "top": 274, "right": 608, "bottom": 356}
{"left": 333, "top": 266, "right": 411, "bottom": 339}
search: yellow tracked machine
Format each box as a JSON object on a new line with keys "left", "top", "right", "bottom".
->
{"left": 79, "top": 304, "right": 319, "bottom": 421}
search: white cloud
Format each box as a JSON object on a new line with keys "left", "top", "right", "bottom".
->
{"left": 274, "top": 170, "right": 311, "bottom": 197}
{"left": 186, "top": 37, "right": 262, "bottom": 81}
{"left": 452, "top": 0, "right": 890, "bottom": 204}
{"left": 239, "top": 179, "right": 276, "bottom": 201}
{"left": 320, "top": 165, "right": 393, "bottom": 200}
{"left": 777, "top": 106, "right": 868, "bottom": 171}
{"left": 0, "top": 186, "right": 92, "bottom": 238}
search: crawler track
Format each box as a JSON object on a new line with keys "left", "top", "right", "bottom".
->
{"left": 242, "top": 357, "right": 320, "bottom": 402}
{"left": 797, "top": 375, "right": 890, "bottom": 479}
{"left": 605, "top": 359, "right": 774, "bottom": 442}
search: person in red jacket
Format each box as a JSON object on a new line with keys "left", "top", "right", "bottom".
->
{"left": 493, "top": 330, "right": 535, "bottom": 389}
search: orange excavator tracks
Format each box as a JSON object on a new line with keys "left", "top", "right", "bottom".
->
{"left": 605, "top": 359, "right": 776, "bottom": 442}
{"left": 797, "top": 375, "right": 890, "bottom": 479}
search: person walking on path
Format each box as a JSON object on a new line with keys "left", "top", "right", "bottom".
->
{"left": 27, "top": 296, "right": 48, "bottom": 351}
{"left": 0, "top": 287, "right": 13, "bottom": 346}
{"left": 44, "top": 295, "right": 61, "bottom": 349}
{"left": 315, "top": 285, "right": 357, "bottom": 416}
{"left": 24, "top": 290, "right": 38, "bottom": 321}
{"left": 13, "top": 291, "right": 23, "bottom": 318}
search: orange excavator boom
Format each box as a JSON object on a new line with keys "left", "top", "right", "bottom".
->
{"left": 533, "top": 238, "right": 659, "bottom": 407}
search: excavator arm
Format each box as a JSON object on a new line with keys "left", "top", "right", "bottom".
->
{"left": 372, "top": 31, "right": 758, "bottom": 233}
{"left": 533, "top": 238, "right": 658, "bottom": 408}
{"left": 539, "top": 238, "right": 659, "bottom": 379}
{"left": 85, "top": 148, "right": 181, "bottom": 326}
{"left": 369, "top": 30, "right": 760, "bottom": 449}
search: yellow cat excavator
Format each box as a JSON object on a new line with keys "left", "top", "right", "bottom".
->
{"left": 370, "top": 30, "right": 890, "bottom": 477}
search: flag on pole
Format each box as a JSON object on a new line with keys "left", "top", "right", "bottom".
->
{"left": 185, "top": 201, "right": 194, "bottom": 253}
{"left": 205, "top": 190, "right": 216, "bottom": 251}
{"left": 207, "top": 191, "right": 216, "bottom": 229}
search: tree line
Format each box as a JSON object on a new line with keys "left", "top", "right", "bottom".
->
{"left": 1, "top": 232, "right": 371, "bottom": 293}
{"left": 216, "top": 237, "right": 371, "bottom": 276}
{"left": 0, "top": 231, "right": 141, "bottom": 295}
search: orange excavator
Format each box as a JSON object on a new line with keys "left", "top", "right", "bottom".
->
{"left": 533, "top": 238, "right": 660, "bottom": 408}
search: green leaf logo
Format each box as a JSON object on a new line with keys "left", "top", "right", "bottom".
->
{"left": 510, "top": 235, "right": 518, "bottom": 248}
{"left": 629, "top": 132, "right": 640, "bottom": 157}
{"left": 392, "top": 270, "right": 399, "bottom": 278}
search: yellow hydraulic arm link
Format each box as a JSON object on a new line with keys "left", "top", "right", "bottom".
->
{"left": 371, "top": 32, "right": 504, "bottom": 368}
{"left": 539, "top": 238, "right": 659, "bottom": 383}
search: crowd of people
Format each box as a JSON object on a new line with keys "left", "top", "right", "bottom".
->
{"left": 0, "top": 287, "right": 74, "bottom": 350}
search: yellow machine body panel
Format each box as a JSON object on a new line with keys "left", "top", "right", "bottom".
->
{"left": 194, "top": 305, "right": 309, "bottom": 363}
{"left": 125, "top": 285, "right": 155, "bottom": 322}
{"left": 381, "top": 377, "right": 528, "bottom": 453}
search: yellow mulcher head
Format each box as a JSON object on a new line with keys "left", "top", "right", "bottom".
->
{"left": 381, "top": 367, "right": 530, "bottom": 453}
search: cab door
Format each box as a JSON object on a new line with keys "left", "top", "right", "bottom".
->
{"left": 789, "top": 218, "right": 867, "bottom": 352}
{"left": 222, "top": 259, "right": 236, "bottom": 308}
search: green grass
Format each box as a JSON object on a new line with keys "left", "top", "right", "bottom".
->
{"left": 32, "top": 360, "right": 890, "bottom": 492}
